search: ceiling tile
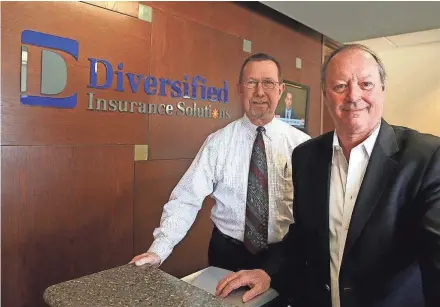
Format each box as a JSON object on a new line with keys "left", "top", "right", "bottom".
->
{"left": 350, "top": 37, "right": 397, "bottom": 53}
{"left": 386, "top": 28, "right": 440, "bottom": 46}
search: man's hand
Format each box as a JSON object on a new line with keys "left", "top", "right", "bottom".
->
{"left": 129, "top": 252, "right": 161, "bottom": 267}
{"left": 215, "top": 269, "right": 271, "bottom": 303}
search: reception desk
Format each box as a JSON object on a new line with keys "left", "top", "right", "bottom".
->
{"left": 43, "top": 264, "right": 233, "bottom": 307}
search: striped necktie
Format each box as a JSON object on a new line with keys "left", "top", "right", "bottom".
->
{"left": 244, "top": 126, "right": 269, "bottom": 254}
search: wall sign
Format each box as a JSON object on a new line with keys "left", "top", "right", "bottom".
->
{"left": 20, "top": 30, "right": 231, "bottom": 119}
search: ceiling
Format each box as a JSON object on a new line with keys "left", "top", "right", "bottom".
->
{"left": 261, "top": 1, "right": 440, "bottom": 43}
{"left": 352, "top": 28, "right": 440, "bottom": 53}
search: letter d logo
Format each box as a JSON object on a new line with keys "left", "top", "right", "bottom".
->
{"left": 20, "top": 30, "right": 79, "bottom": 108}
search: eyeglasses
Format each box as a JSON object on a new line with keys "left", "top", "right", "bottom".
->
{"left": 242, "top": 79, "right": 281, "bottom": 90}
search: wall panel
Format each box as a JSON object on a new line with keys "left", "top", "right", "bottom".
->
{"left": 1, "top": 145, "right": 134, "bottom": 307}
{"left": 143, "top": 1, "right": 252, "bottom": 39}
{"left": 148, "top": 8, "right": 245, "bottom": 160}
{"left": 82, "top": 1, "right": 141, "bottom": 18}
{"left": 134, "top": 159, "right": 214, "bottom": 277}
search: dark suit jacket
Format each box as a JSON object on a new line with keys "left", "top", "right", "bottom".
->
{"left": 281, "top": 108, "right": 298, "bottom": 119}
{"left": 269, "top": 120, "right": 440, "bottom": 307}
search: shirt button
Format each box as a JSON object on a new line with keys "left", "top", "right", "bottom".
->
{"left": 350, "top": 196, "right": 353, "bottom": 200}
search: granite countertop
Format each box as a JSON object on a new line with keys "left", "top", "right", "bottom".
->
{"left": 43, "top": 264, "right": 235, "bottom": 307}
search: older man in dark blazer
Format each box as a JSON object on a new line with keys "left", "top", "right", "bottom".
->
{"left": 215, "top": 44, "right": 440, "bottom": 307}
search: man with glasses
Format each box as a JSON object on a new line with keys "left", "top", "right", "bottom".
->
{"left": 130, "top": 53, "right": 310, "bottom": 276}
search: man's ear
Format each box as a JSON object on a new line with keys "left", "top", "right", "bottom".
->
{"left": 237, "top": 83, "right": 243, "bottom": 94}
{"left": 279, "top": 82, "right": 286, "bottom": 96}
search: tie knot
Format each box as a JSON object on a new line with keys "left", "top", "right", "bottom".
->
{"left": 257, "top": 126, "right": 265, "bottom": 133}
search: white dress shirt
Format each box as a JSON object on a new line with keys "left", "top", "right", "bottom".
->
{"left": 148, "top": 114, "right": 310, "bottom": 261}
{"left": 329, "top": 124, "right": 381, "bottom": 307}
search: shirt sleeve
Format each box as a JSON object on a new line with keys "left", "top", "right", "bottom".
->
{"left": 147, "top": 134, "right": 218, "bottom": 262}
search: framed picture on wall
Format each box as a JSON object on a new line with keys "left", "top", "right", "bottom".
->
{"left": 275, "top": 80, "right": 310, "bottom": 133}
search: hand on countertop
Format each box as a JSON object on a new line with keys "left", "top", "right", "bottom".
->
{"left": 129, "top": 252, "right": 161, "bottom": 267}
{"left": 215, "top": 269, "right": 271, "bottom": 303}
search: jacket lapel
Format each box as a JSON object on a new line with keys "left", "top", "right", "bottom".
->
{"left": 315, "top": 133, "right": 333, "bottom": 277}
{"left": 343, "top": 120, "right": 399, "bottom": 255}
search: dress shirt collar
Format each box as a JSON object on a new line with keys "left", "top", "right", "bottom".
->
{"left": 242, "top": 113, "right": 278, "bottom": 141}
{"left": 333, "top": 122, "right": 381, "bottom": 157}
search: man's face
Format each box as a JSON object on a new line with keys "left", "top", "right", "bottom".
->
{"left": 285, "top": 92, "right": 292, "bottom": 109}
{"left": 323, "top": 49, "right": 384, "bottom": 134}
{"left": 238, "top": 60, "right": 285, "bottom": 124}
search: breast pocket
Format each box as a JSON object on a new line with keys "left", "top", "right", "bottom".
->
{"left": 273, "top": 156, "right": 294, "bottom": 223}
{"left": 276, "top": 157, "right": 292, "bottom": 180}
{"left": 273, "top": 155, "right": 293, "bottom": 195}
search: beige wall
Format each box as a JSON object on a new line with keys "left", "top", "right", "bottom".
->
{"left": 379, "top": 42, "right": 440, "bottom": 136}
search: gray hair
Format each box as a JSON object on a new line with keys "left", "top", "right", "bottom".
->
{"left": 239, "top": 53, "right": 283, "bottom": 83}
{"left": 321, "top": 43, "right": 387, "bottom": 91}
